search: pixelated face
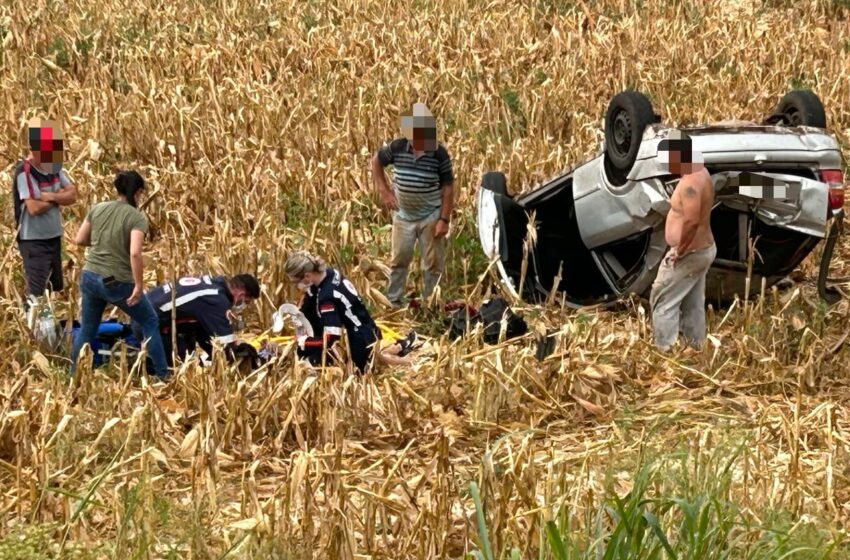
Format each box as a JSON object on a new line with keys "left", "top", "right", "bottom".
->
{"left": 28, "top": 118, "right": 64, "bottom": 174}
{"left": 400, "top": 114, "right": 437, "bottom": 152}
{"left": 657, "top": 133, "right": 703, "bottom": 175}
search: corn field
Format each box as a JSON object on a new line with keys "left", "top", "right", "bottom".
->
{"left": 1, "top": 0, "right": 850, "bottom": 558}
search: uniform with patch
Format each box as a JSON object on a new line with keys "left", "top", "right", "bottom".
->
{"left": 145, "top": 275, "right": 236, "bottom": 357}
{"left": 298, "top": 268, "right": 381, "bottom": 372}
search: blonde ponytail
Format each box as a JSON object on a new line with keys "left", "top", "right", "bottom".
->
{"left": 285, "top": 250, "right": 326, "bottom": 278}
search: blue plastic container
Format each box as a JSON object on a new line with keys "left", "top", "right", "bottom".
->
{"left": 69, "top": 320, "right": 141, "bottom": 366}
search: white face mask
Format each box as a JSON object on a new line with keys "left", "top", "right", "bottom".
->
{"left": 232, "top": 302, "right": 247, "bottom": 314}
{"left": 297, "top": 281, "right": 311, "bottom": 292}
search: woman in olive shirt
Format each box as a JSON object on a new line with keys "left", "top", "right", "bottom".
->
{"left": 70, "top": 171, "right": 168, "bottom": 377}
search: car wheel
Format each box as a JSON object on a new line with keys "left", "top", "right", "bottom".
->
{"left": 481, "top": 171, "right": 509, "bottom": 196}
{"left": 604, "top": 91, "right": 659, "bottom": 186}
{"left": 763, "top": 90, "right": 827, "bottom": 128}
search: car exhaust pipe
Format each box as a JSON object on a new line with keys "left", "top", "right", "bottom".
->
{"left": 817, "top": 209, "right": 844, "bottom": 305}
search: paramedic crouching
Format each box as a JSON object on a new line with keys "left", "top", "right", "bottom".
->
{"left": 140, "top": 273, "right": 260, "bottom": 365}
{"left": 284, "top": 251, "right": 382, "bottom": 374}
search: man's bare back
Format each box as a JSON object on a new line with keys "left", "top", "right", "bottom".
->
{"left": 665, "top": 168, "right": 715, "bottom": 256}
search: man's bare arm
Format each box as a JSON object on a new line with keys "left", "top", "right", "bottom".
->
{"left": 371, "top": 154, "right": 389, "bottom": 193}
{"left": 24, "top": 198, "right": 56, "bottom": 216}
{"left": 676, "top": 183, "right": 701, "bottom": 255}
{"left": 371, "top": 153, "right": 398, "bottom": 211}
{"left": 440, "top": 181, "right": 454, "bottom": 219}
{"left": 52, "top": 183, "right": 77, "bottom": 206}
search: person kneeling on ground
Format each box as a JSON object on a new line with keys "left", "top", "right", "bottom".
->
{"left": 71, "top": 171, "right": 168, "bottom": 378}
{"left": 141, "top": 273, "right": 260, "bottom": 366}
{"left": 282, "top": 250, "right": 417, "bottom": 374}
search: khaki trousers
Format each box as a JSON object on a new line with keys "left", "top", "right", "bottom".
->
{"left": 386, "top": 209, "right": 445, "bottom": 306}
{"left": 650, "top": 244, "right": 717, "bottom": 351}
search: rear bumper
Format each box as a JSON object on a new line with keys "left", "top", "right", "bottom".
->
{"left": 817, "top": 209, "right": 844, "bottom": 304}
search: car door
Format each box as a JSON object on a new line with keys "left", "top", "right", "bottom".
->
{"left": 570, "top": 155, "right": 671, "bottom": 295}
{"left": 477, "top": 180, "right": 529, "bottom": 299}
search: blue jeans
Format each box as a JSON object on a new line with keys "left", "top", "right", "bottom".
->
{"left": 71, "top": 270, "right": 169, "bottom": 377}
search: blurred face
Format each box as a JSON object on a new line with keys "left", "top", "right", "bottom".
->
{"left": 401, "top": 114, "right": 438, "bottom": 152}
{"left": 667, "top": 153, "right": 704, "bottom": 176}
{"left": 658, "top": 134, "right": 703, "bottom": 176}
{"left": 665, "top": 149, "right": 682, "bottom": 175}
{"left": 28, "top": 118, "right": 65, "bottom": 174}
{"left": 411, "top": 125, "right": 437, "bottom": 152}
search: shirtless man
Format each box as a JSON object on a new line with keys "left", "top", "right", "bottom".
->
{"left": 650, "top": 130, "right": 717, "bottom": 351}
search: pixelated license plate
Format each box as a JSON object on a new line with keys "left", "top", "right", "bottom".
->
{"left": 727, "top": 172, "right": 800, "bottom": 202}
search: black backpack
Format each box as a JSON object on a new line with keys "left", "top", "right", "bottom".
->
{"left": 12, "top": 160, "right": 26, "bottom": 231}
{"left": 448, "top": 305, "right": 479, "bottom": 340}
{"left": 448, "top": 297, "right": 528, "bottom": 344}
{"left": 479, "top": 297, "right": 528, "bottom": 344}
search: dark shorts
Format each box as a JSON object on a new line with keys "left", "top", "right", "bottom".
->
{"left": 18, "top": 237, "right": 63, "bottom": 297}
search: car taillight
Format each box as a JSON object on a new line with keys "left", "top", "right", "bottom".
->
{"left": 820, "top": 169, "right": 844, "bottom": 210}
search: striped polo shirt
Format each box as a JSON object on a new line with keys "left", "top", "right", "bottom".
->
{"left": 377, "top": 138, "right": 454, "bottom": 222}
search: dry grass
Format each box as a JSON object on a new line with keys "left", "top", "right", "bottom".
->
{"left": 1, "top": 0, "right": 850, "bottom": 558}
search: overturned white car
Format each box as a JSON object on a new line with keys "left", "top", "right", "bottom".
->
{"left": 477, "top": 90, "right": 845, "bottom": 308}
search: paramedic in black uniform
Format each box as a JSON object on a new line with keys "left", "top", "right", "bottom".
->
{"left": 284, "top": 251, "right": 382, "bottom": 374}
{"left": 141, "top": 273, "right": 260, "bottom": 365}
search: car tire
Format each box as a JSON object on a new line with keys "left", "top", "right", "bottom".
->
{"left": 481, "top": 171, "right": 509, "bottom": 196}
{"left": 763, "top": 90, "right": 827, "bottom": 128}
{"left": 604, "top": 91, "right": 659, "bottom": 186}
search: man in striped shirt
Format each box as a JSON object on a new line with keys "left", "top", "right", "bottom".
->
{"left": 371, "top": 103, "right": 455, "bottom": 308}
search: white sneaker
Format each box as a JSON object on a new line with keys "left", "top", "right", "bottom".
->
{"left": 24, "top": 295, "right": 39, "bottom": 331}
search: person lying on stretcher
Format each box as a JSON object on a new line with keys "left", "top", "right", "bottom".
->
{"left": 265, "top": 251, "right": 419, "bottom": 374}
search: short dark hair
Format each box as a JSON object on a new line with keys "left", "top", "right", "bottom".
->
{"left": 231, "top": 274, "right": 260, "bottom": 299}
{"left": 658, "top": 131, "right": 692, "bottom": 153}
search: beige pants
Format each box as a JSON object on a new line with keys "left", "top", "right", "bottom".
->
{"left": 387, "top": 210, "right": 445, "bottom": 306}
{"left": 650, "top": 244, "right": 717, "bottom": 351}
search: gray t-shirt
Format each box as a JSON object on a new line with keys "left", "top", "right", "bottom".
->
{"left": 15, "top": 163, "right": 72, "bottom": 240}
